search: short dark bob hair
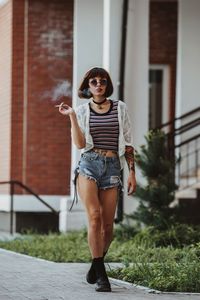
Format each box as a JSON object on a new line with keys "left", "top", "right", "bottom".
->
{"left": 78, "top": 67, "right": 114, "bottom": 99}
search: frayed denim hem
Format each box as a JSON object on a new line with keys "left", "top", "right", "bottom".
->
{"left": 70, "top": 168, "right": 98, "bottom": 211}
{"left": 100, "top": 176, "right": 123, "bottom": 191}
{"left": 100, "top": 184, "right": 120, "bottom": 190}
{"left": 78, "top": 171, "right": 98, "bottom": 184}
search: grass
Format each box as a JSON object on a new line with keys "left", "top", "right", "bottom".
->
{"left": 108, "top": 242, "right": 200, "bottom": 292}
{"left": 0, "top": 230, "right": 90, "bottom": 262}
{"left": 108, "top": 260, "right": 200, "bottom": 292}
{"left": 0, "top": 227, "right": 200, "bottom": 292}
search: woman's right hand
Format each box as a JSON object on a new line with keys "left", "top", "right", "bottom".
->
{"left": 56, "top": 102, "right": 74, "bottom": 116}
{"left": 56, "top": 102, "right": 85, "bottom": 149}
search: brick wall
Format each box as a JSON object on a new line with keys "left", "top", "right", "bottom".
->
{"left": 0, "top": 0, "right": 12, "bottom": 194}
{"left": 11, "top": 0, "right": 73, "bottom": 195}
{"left": 150, "top": 0, "right": 178, "bottom": 121}
{"left": 11, "top": 0, "right": 25, "bottom": 193}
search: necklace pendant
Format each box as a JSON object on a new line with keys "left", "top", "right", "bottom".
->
{"left": 98, "top": 105, "right": 103, "bottom": 109}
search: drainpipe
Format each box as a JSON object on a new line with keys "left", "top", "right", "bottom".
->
{"left": 115, "top": 0, "right": 129, "bottom": 223}
{"left": 118, "top": 0, "right": 128, "bottom": 101}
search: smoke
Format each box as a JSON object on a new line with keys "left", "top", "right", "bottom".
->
{"left": 0, "top": 0, "right": 9, "bottom": 7}
{"left": 52, "top": 80, "right": 72, "bottom": 101}
{"left": 42, "top": 80, "right": 72, "bottom": 101}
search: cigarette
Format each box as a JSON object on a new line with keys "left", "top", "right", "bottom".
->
{"left": 55, "top": 103, "right": 68, "bottom": 108}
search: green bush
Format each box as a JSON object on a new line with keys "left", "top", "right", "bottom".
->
{"left": 114, "top": 221, "right": 139, "bottom": 242}
{"left": 0, "top": 230, "right": 90, "bottom": 262}
{"left": 115, "top": 223, "right": 200, "bottom": 247}
{"left": 146, "top": 224, "right": 200, "bottom": 247}
{"left": 108, "top": 259, "right": 200, "bottom": 292}
{"left": 133, "top": 130, "right": 178, "bottom": 229}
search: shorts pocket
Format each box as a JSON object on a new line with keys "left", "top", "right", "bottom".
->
{"left": 113, "top": 159, "right": 121, "bottom": 169}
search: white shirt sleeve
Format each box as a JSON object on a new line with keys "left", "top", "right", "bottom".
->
{"left": 74, "top": 105, "right": 86, "bottom": 134}
{"left": 122, "top": 103, "right": 134, "bottom": 146}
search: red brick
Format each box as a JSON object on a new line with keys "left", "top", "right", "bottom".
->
{"left": 10, "top": 0, "right": 73, "bottom": 195}
{"left": 150, "top": 0, "right": 178, "bottom": 121}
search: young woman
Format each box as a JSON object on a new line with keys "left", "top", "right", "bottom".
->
{"left": 57, "top": 67, "right": 136, "bottom": 292}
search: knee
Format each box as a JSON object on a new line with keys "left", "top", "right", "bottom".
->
{"left": 89, "top": 210, "right": 101, "bottom": 232}
{"left": 102, "top": 223, "right": 113, "bottom": 238}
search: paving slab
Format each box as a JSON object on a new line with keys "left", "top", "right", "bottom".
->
{"left": 0, "top": 248, "right": 199, "bottom": 300}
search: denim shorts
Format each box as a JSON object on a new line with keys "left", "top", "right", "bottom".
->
{"left": 76, "top": 150, "right": 122, "bottom": 190}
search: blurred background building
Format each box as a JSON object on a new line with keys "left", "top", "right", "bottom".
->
{"left": 0, "top": 0, "right": 199, "bottom": 233}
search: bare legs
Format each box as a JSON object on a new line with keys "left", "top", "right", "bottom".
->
{"left": 77, "top": 175, "right": 118, "bottom": 258}
{"left": 99, "top": 188, "right": 118, "bottom": 254}
{"left": 77, "top": 174, "right": 117, "bottom": 292}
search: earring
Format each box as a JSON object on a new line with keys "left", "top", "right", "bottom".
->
{"left": 82, "top": 88, "right": 92, "bottom": 98}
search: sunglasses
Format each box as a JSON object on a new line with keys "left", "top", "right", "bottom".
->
{"left": 89, "top": 78, "right": 107, "bottom": 87}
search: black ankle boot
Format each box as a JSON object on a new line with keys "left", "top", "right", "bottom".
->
{"left": 86, "top": 252, "right": 107, "bottom": 284}
{"left": 86, "top": 261, "right": 96, "bottom": 284}
{"left": 93, "top": 257, "right": 111, "bottom": 292}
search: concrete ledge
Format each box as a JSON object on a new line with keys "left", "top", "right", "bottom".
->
{"left": 59, "top": 197, "right": 87, "bottom": 232}
{"left": 0, "top": 194, "right": 66, "bottom": 212}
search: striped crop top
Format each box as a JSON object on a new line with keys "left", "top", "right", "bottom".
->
{"left": 89, "top": 100, "right": 119, "bottom": 151}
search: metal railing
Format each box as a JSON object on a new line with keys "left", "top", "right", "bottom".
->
{"left": 0, "top": 180, "right": 58, "bottom": 234}
{"left": 158, "top": 106, "right": 200, "bottom": 189}
{"left": 157, "top": 107, "right": 200, "bottom": 130}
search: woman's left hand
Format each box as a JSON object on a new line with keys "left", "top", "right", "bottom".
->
{"left": 127, "top": 171, "right": 136, "bottom": 195}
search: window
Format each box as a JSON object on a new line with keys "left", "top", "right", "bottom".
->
{"left": 149, "top": 65, "right": 170, "bottom": 130}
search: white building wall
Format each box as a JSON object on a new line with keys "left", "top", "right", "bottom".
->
{"left": 123, "top": 0, "right": 149, "bottom": 214}
{"left": 176, "top": 0, "right": 200, "bottom": 116}
{"left": 71, "top": 0, "right": 104, "bottom": 194}
{"left": 103, "top": 0, "right": 123, "bottom": 99}
{"left": 72, "top": 0, "right": 124, "bottom": 183}
{"left": 68, "top": 0, "right": 126, "bottom": 231}
{"left": 71, "top": 0, "right": 125, "bottom": 185}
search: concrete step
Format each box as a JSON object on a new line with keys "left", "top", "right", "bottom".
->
{"left": 178, "top": 177, "right": 199, "bottom": 190}
{"left": 59, "top": 197, "right": 88, "bottom": 232}
{"left": 171, "top": 180, "right": 200, "bottom": 208}
{"left": 175, "top": 188, "right": 197, "bottom": 199}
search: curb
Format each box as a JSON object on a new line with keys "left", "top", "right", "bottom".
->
{"left": 0, "top": 247, "right": 55, "bottom": 264}
{"left": 109, "top": 277, "right": 161, "bottom": 294}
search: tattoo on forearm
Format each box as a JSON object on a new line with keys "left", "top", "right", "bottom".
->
{"left": 125, "top": 146, "right": 135, "bottom": 172}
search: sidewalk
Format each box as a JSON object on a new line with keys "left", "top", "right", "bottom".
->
{"left": 0, "top": 248, "right": 199, "bottom": 300}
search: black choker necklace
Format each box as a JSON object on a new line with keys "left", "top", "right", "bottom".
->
{"left": 92, "top": 98, "right": 107, "bottom": 109}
